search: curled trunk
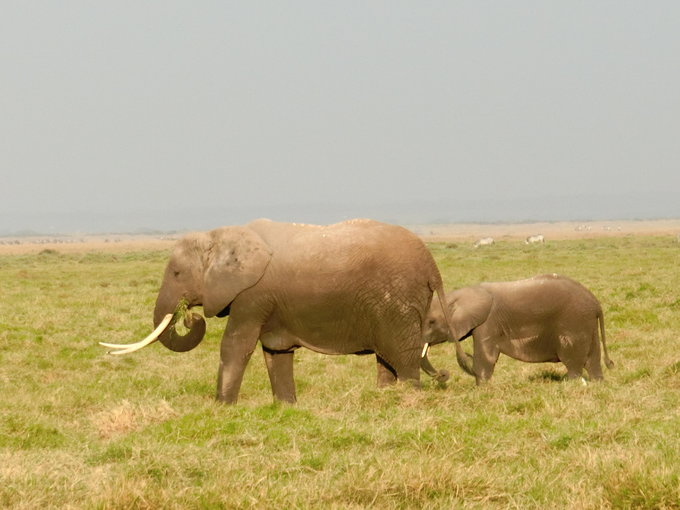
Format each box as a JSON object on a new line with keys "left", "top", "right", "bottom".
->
{"left": 154, "top": 297, "right": 206, "bottom": 353}
{"left": 420, "top": 343, "right": 450, "bottom": 383}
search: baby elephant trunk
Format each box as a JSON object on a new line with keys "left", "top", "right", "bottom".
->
{"left": 420, "top": 343, "right": 451, "bottom": 383}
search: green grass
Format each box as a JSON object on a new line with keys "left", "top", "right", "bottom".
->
{"left": 1, "top": 236, "right": 680, "bottom": 508}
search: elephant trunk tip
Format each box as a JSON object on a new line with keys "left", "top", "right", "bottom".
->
{"left": 420, "top": 347, "right": 451, "bottom": 383}
{"left": 435, "top": 369, "right": 450, "bottom": 384}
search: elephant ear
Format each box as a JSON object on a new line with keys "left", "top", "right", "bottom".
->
{"left": 202, "top": 226, "right": 272, "bottom": 317}
{"left": 449, "top": 286, "right": 493, "bottom": 340}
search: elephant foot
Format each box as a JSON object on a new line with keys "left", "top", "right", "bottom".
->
{"left": 272, "top": 393, "right": 297, "bottom": 405}
{"left": 215, "top": 394, "right": 238, "bottom": 405}
{"left": 215, "top": 390, "right": 238, "bottom": 405}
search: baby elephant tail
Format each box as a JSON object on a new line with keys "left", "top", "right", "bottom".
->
{"left": 598, "top": 310, "right": 614, "bottom": 369}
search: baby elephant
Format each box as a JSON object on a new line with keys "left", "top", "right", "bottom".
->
{"left": 424, "top": 274, "right": 614, "bottom": 384}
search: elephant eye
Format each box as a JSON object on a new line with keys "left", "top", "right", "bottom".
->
{"left": 428, "top": 319, "right": 436, "bottom": 327}
{"left": 173, "top": 270, "right": 181, "bottom": 277}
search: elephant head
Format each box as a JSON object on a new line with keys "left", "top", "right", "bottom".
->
{"left": 425, "top": 286, "right": 493, "bottom": 343}
{"left": 422, "top": 286, "right": 493, "bottom": 376}
{"left": 102, "top": 227, "right": 272, "bottom": 354}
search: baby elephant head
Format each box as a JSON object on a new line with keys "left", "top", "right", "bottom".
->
{"left": 423, "top": 286, "right": 494, "bottom": 344}
{"left": 423, "top": 305, "right": 452, "bottom": 346}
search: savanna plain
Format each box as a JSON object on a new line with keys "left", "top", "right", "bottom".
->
{"left": 1, "top": 223, "right": 680, "bottom": 509}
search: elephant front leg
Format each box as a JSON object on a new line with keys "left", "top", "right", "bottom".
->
{"left": 216, "top": 321, "right": 261, "bottom": 404}
{"left": 472, "top": 333, "right": 500, "bottom": 385}
{"left": 263, "top": 348, "right": 297, "bottom": 403}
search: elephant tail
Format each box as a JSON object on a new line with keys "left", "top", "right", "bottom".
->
{"left": 433, "top": 284, "right": 475, "bottom": 377}
{"left": 598, "top": 310, "right": 614, "bottom": 369}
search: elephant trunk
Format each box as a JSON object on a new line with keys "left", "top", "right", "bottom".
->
{"left": 453, "top": 342, "right": 476, "bottom": 377}
{"left": 154, "top": 293, "right": 206, "bottom": 353}
{"left": 420, "top": 344, "right": 450, "bottom": 383}
{"left": 433, "top": 285, "right": 476, "bottom": 378}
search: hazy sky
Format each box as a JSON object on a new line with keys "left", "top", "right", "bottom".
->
{"left": 2, "top": 2, "right": 679, "bottom": 232}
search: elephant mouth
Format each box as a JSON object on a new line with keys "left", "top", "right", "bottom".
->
{"left": 216, "top": 303, "right": 231, "bottom": 318}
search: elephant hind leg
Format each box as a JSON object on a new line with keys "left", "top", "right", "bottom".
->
{"left": 375, "top": 354, "right": 421, "bottom": 387}
{"left": 585, "top": 359, "right": 604, "bottom": 380}
{"left": 558, "top": 333, "right": 590, "bottom": 381}
{"left": 263, "top": 348, "right": 297, "bottom": 403}
{"left": 376, "top": 349, "right": 421, "bottom": 387}
{"left": 561, "top": 352, "right": 585, "bottom": 380}
{"left": 563, "top": 363, "right": 584, "bottom": 380}
{"left": 375, "top": 320, "right": 422, "bottom": 387}
{"left": 584, "top": 332, "right": 604, "bottom": 381}
{"left": 376, "top": 355, "right": 397, "bottom": 387}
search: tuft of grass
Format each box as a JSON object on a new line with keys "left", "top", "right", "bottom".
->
{"left": 663, "top": 360, "right": 680, "bottom": 377}
{"left": 91, "top": 399, "right": 177, "bottom": 439}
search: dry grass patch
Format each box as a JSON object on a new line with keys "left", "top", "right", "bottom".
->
{"left": 91, "top": 400, "right": 177, "bottom": 439}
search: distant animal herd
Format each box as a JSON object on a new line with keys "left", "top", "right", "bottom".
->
{"left": 0, "top": 238, "right": 86, "bottom": 246}
{"left": 474, "top": 234, "right": 545, "bottom": 247}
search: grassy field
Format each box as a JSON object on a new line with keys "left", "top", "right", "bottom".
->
{"left": 1, "top": 236, "right": 679, "bottom": 508}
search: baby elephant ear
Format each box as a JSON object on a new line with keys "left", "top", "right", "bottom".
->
{"left": 202, "top": 226, "right": 272, "bottom": 317}
{"left": 449, "top": 286, "right": 493, "bottom": 340}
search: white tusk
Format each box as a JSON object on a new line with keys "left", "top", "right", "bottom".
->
{"left": 100, "top": 314, "right": 174, "bottom": 354}
{"left": 99, "top": 313, "right": 173, "bottom": 349}
{"left": 421, "top": 342, "right": 430, "bottom": 359}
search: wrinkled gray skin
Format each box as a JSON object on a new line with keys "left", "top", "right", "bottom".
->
{"left": 153, "top": 218, "right": 467, "bottom": 404}
{"left": 423, "top": 274, "right": 614, "bottom": 384}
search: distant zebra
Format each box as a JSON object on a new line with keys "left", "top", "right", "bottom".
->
{"left": 473, "top": 237, "right": 495, "bottom": 248}
{"left": 525, "top": 234, "right": 545, "bottom": 244}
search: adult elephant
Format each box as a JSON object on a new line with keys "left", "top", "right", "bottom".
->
{"left": 102, "top": 218, "right": 468, "bottom": 403}
{"left": 423, "top": 274, "right": 614, "bottom": 384}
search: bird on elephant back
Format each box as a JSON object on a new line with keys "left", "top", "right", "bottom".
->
{"left": 422, "top": 274, "right": 614, "bottom": 385}
{"left": 101, "top": 218, "right": 464, "bottom": 403}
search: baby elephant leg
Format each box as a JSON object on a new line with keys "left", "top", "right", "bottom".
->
{"left": 584, "top": 332, "right": 604, "bottom": 380}
{"left": 472, "top": 333, "right": 500, "bottom": 385}
{"left": 559, "top": 333, "right": 591, "bottom": 380}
